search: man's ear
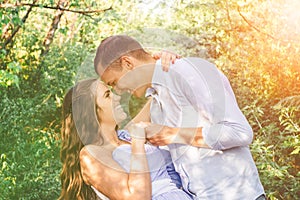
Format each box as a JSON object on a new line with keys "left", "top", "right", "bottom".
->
{"left": 120, "top": 56, "right": 134, "bottom": 70}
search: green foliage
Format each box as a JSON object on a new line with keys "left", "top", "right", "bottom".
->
{"left": 251, "top": 103, "right": 300, "bottom": 200}
{"left": 0, "top": 94, "right": 61, "bottom": 199}
{"left": 0, "top": 61, "right": 21, "bottom": 88}
{"left": 0, "top": 0, "right": 299, "bottom": 199}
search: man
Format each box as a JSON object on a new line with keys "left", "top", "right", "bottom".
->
{"left": 94, "top": 35, "right": 265, "bottom": 200}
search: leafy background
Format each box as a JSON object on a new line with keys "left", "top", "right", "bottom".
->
{"left": 0, "top": 0, "right": 299, "bottom": 199}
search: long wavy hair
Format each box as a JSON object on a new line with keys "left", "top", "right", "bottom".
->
{"left": 59, "top": 79, "right": 104, "bottom": 200}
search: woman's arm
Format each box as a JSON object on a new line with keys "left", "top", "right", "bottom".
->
{"left": 152, "top": 51, "right": 181, "bottom": 72}
{"left": 80, "top": 125, "right": 151, "bottom": 200}
{"left": 127, "top": 123, "right": 151, "bottom": 198}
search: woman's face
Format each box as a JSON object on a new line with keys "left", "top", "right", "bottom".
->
{"left": 92, "top": 81, "right": 127, "bottom": 125}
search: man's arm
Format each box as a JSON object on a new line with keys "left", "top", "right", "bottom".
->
{"left": 146, "top": 124, "right": 210, "bottom": 148}
{"left": 146, "top": 121, "right": 253, "bottom": 150}
{"left": 126, "top": 99, "right": 210, "bottom": 148}
{"left": 147, "top": 58, "right": 253, "bottom": 150}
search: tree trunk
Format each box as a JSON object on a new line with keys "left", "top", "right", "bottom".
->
{"left": 40, "top": 0, "right": 69, "bottom": 56}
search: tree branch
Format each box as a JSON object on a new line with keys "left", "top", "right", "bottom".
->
{"left": 225, "top": 0, "right": 233, "bottom": 31}
{"left": 237, "top": 6, "right": 277, "bottom": 40}
{"left": 2, "top": 0, "right": 38, "bottom": 49}
{"left": 238, "top": 6, "right": 300, "bottom": 44}
{"left": 40, "top": 0, "right": 67, "bottom": 56}
{"left": 0, "top": 2, "right": 112, "bottom": 14}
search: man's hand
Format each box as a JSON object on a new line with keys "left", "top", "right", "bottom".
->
{"left": 145, "top": 124, "right": 178, "bottom": 146}
{"left": 146, "top": 124, "right": 210, "bottom": 148}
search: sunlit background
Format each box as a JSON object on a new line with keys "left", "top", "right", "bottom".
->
{"left": 1, "top": 0, "right": 299, "bottom": 199}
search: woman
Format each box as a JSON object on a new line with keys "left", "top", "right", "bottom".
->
{"left": 59, "top": 78, "right": 192, "bottom": 200}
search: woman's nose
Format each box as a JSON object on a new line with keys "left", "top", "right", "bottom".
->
{"left": 113, "top": 84, "right": 125, "bottom": 95}
{"left": 113, "top": 94, "right": 121, "bottom": 101}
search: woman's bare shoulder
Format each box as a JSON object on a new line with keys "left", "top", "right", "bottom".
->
{"left": 80, "top": 145, "right": 124, "bottom": 172}
{"left": 79, "top": 145, "right": 130, "bottom": 199}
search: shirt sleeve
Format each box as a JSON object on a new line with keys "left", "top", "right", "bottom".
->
{"left": 172, "top": 58, "right": 253, "bottom": 150}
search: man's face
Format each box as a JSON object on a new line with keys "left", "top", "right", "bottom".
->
{"left": 101, "top": 66, "right": 124, "bottom": 92}
{"left": 101, "top": 66, "right": 150, "bottom": 98}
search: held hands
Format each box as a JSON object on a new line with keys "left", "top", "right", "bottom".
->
{"left": 127, "top": 122, "right": 149, "bottom": 142}
{"left": 145, "top": 124, "right": 177, "bottom": 146}
{"left": 152, "top": 51, "right": 181, "bottom": 72}
{"left": 128, "top": 123, "right": 180, "bottom": 146}
{"left": 146, "top": 125, "right": 209, "bottom": 148}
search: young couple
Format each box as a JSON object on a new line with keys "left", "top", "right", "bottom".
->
{"left": 59, "top": 35, "right": 265, "bottom": 200}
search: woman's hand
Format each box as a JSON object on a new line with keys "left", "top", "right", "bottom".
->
{"left": 127, "top": 122, "right": 149, "bottom": 142}
{"left": 152, "top": 51, "right": 181, "bottom": 72}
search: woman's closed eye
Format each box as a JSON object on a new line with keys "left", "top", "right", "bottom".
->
{"left": 104, "top": 90, "right": 111, "bottom": 98}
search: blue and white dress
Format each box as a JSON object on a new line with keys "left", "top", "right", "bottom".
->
{"left": 92, "top": 130, "right": 192, "bottom": 200}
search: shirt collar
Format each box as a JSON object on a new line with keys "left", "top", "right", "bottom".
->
{"left": 145, "top": 87, "right": 157, "bottom": 98}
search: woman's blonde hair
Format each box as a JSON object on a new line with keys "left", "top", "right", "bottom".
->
{"left": 59, "top": 79, "right": 104, "bottom": 200}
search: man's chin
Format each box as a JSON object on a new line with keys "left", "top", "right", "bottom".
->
{"left": 132, "top": 90, "right": 144, "bottom": 98}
